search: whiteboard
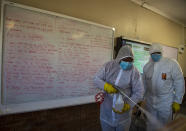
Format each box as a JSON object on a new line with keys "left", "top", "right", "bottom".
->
{"left": 0, "top": 1, "right": 114, "bottom": 114}
{"left": 162, "top": 45, "right": 178, "bottom": 60}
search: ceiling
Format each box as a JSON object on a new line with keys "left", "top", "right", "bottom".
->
{"left": 131, "top": 0, "right": 186, "bottom": 27}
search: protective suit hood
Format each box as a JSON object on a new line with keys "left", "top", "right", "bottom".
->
{"left": 149, "top": 43, "right": 163, "bottom": 54}
{"left": 116, "top": 45, "right": 134, "bottom": 63}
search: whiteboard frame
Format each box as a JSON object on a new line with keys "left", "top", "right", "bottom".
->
{"left": 0, "top": 0, "right": 115, "bottom": 115}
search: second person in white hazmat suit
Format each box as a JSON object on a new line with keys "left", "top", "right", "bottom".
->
{"left": 143, "top": 43, "right": 185, "bottom": 130}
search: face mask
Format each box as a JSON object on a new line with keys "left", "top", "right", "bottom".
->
{"left": 151, "top": 54, "right": 162, "bottom": 62}
{"left": 120, "top": 61, "right": 133, "bottom": 70}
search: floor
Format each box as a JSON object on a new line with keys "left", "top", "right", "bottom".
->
{"left": 129, "top": 100, "right": 186, "bottom": 131}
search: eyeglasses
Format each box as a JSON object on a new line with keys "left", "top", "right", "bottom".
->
{"left": 120, "top": 57, "right": 133, "bottom": 63}
{"left": 151, "top": 52, "right": 161, "bottom": 55}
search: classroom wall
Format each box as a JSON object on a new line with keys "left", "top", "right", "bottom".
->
{"left": 0, "top": 0, "right": 186, "bottom": 131}
{"left": 185, "top": 28, "right": 186, "bottom": 43}
{"left": 0, "top": 103, "right": 101, "bottom": 131}
{"left": 184, "top": 28, "right": 186, "bottom": 75}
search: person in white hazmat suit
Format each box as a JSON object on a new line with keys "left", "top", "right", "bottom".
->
{"left": 143, "top": 43, "right": 185, "bottom": 130}
{"left": 94, "top": 45, "right": 144, "bottom": 131}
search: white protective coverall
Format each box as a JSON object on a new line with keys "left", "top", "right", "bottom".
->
{"left": 143, "top": 43, "right": 185, "bottom": 130}
{"left": 94, "top": 45, "right": 144, "bottom": 131}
